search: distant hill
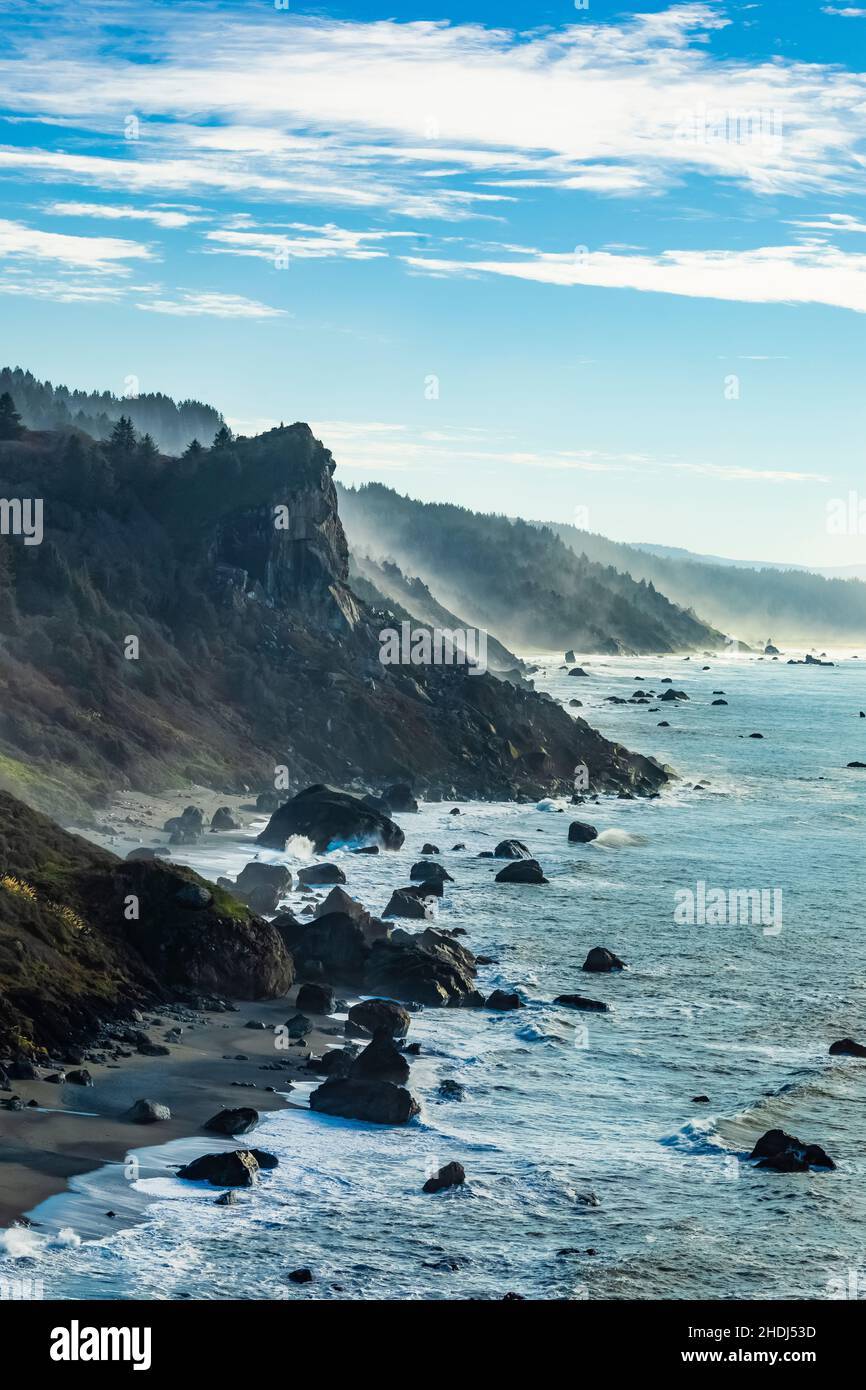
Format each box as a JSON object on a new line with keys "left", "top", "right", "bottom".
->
{"left": 338, "top": 482, "right": 726, "bottom": 655}
{"left": 536, "top": 523, "right": 866, "bottom": 647}
{"left": 0, "top": 367, "right": 223, "bottom": 455}
{"left": 633, "top": 541, "right": 866, "bottom": 583}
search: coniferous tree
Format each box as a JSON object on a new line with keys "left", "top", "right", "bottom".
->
{"left": 138, "top": 432, "right": 159, "bottom": 462}
{"left": 0, "top": 391, "right": 23, "bottom": 440}
{"left": 212, "top": 423, "right": 233, "bottom": 449}
{"left": 108, "top": 415, "right": 137, "bottom": 456}
{"left": 182, "top": 438, "right": 204, "bottom": 459}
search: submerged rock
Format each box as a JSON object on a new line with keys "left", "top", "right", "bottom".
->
{"left": 553, "top": 995, "right": 610, "bottom": 1012}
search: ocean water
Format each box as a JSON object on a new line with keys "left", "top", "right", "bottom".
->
{"left": 3, "top": 650, "right": 865, "bottom": 1301}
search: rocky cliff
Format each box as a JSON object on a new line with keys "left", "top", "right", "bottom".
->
{"left": 0, "top": 420, "right": 668, "bottom": 819}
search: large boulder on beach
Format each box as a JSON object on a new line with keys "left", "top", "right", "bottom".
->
{"left": 298, "top": 863, "right": 347, "bottom": 886}
{"left": 582, "top": 946, "right": 625, "bottom": 972}
{"left": 236, "top": 862, "right": 293, "bottom": 896}
{"left": 309, "top": 1077, "right": 420, "bottom": 1124}
{"left": 568, "top": 821, "right": 598, "bottom": 843}
{"left": 296, "top": 982, "right": 336, "bottom": 1015}
{"left": 204, "top": 1106, "right": 259, "bottom": 1136}
{"left": 409, "top": 861, "right": 453, "bottom": 883}
{"left": 365, "top": 929, "right": 480, "bottom": 1007}
{"left": 211, "top": 807, "right": 241, "bottom": 831}
{"left": 310, "top": 1047, "right": 355, "bottom": 1080}
{"left": 347, "top": 998, "right": 411, "bottom": 1038}
{"left": 350, "top": 1029, "right": 411, "bottom": 1085}
{"left": 257, "top": 785, "right": 404, "bottom": 853}
{"left": 126, "top": 1098, "right": 171, "bottom": 1124}
{"left": 178, "top": 1150, "right": 261, "bottom": 1186}
{"left": 495, "top": 858, "right": 548, "bottom": 884}
{"left": 493, "top": 839, "right": 532, "bottom": 859}
{"left": 750, "top": 1129, "right": 835, "bottom": 1171}
{"left": 829, "top": 1038, "right": 866, "bottom": 1058}
{"left": 423, "top": 1161, "right": 465, "bottom": 1194}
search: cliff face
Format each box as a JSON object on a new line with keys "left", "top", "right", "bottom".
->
{"left": 0, "top": 422, "right": 668, "bottom": 820}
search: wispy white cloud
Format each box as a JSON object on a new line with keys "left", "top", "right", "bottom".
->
{"left": 203, "top": 222, "right": 418, "bottom": 262}
{"left": 0, "top": 216, "right": 153, "bottom": 269}
{"left": 43, "top": 200, "right": 199, "bottom": 229}
{"left": 0, "top": 3, "right": 864, "bottom": 223}
{"left": 136, "top": 289, "right": 287, "bottom": 318}
{"left": 402, "top": 242, "right": 866, "bottom": 314}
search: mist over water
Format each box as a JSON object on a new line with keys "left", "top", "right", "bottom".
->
{"left": 5, "top": 652, "right": 864, "bottom": 1301}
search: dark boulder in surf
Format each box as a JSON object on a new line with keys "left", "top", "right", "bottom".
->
{"left": 178, "top": 1150, "right": 261, "bottom": 1187}
{"left": 750, "top": 1129, "right": 835, "bottom": 1171}
{"left": 829, "top": 1038, "right": 866, "bottom": 1057}
{"left": 204, "top": 1106, "right": 259, "bottom": 1137}
{"left": 409, "top": 861, "right": 453, "bottom": 883}
{"left": 568, "top": 821, "right": 598, "bottom": 843}
{"left": 384, "top": 888, "right": 434, "bottom": 920}
{"left": 297, "top": 863, "right": 347, "bottom": 886}
{"left": 493, "top": 839, "right": 532, "bottom": 859}
{"left": 423, "top": 1160, "right": 466, "bottom": 1194}
{"left": 364, "top": 928, "right": 479, "bottom": 1007}
{"left": 485, "top": 989, "right": 523, "bottom": 1011}
{"left": 309, "top": 1077, "right": 420, "bottom": 1124}
{"left": 554, "top": 995, "right": 610, "bottom": 1012}
{"left": 495, "top": 858, "right": 548, "bottom": 884}
{"left": 582, "top": 946, "right": 625, "bottom": 972}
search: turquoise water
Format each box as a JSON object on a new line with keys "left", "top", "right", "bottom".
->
{"left": 2, "top": 651, "right": 865, "bottom": 1300}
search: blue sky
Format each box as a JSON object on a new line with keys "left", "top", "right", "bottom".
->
{"left": 0, "top": 0, "right": 864, "bottom": 564}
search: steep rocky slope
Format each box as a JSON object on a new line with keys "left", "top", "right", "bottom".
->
{"left": 0, "top": 421, "right": 668, "bottom": 818}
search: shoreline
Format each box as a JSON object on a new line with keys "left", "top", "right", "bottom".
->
{"left": 0, "top": 986, "right": 343, "bottom": 1235}
{"left": 0, "top": 770, "right": 361, "bottom": 1242}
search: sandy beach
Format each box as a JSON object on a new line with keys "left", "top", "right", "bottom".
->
{"left": 1, "top": 786, "right": 345, "bottom": 1232}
